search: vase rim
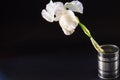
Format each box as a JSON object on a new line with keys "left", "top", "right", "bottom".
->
{"left": 99, "top": 44, "right": 119, "bottom": 54}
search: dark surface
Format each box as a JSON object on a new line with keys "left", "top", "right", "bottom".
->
{"left": 0, "top": 0, "right": 120, "bottom": 80}
{"left": 0, "top": 51, "right": 99, "bottom": 80}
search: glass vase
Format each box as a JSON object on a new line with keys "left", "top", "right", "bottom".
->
{"left": 98, "top": 44, "right": 119, "bottom": 79}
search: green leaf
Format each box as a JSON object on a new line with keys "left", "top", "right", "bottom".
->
{"left": 90, "top": 37, "right": 104, "bottom": 53}
{"left": 79, "top": 22, "right": 92, "bottom": 38}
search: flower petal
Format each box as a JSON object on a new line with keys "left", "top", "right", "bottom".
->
{"left": 65, "top": 0, "right": 83, "bottom": 14}
{"left": 41, "top": 0, "right": 55, "bottom": 22}
{"left": 61, "top": 27, "right": 75, "bottom": 35}
{"left": 41, "top": 0, "right": 65, "bottom": 22}
{"left": 46, "top": 0, "right": 55, "bottom": 16}
{"left": 59, "top": 10, "right": 78, "bottom": 35}
{"left": 53, "top": 2, "right": 65, "bottom": 21}
{"left": 54, "top": 2, "right": 64, "bottom": 12}
{"left": 41, "top": 9, "right": 54, "bottom": 22}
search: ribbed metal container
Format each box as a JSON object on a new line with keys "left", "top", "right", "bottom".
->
{"left": 98, "top": 44, "right": 119, "bottom": 79}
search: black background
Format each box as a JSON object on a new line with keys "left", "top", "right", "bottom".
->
{"left": 0, "top": 0, "right": 120, "bottom": 80}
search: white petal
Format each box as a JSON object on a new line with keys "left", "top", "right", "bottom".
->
{"left": 41, "top": 9, "right": 54, "bottom": 22}
{"left": 54, "top": 2, "right": 65, "bottom": 21}
{"left": 46, "top": 0, "right": 65, "bottom": 21}
{"left": 46, "top": 0, "right": 55, "bottom": 16}
{"left": 54, "top": 2, "right": 64, "bottom": 13}
{"left": 42, "top": 0, "right": 65, "bottom": 22}
{"left": 61, "top": 27, "right": 75, "bottom": 35}
{"left": 54, "top": 10, "right": 65, "bottom": 21}
{"left": 65, "top": 0, "right": 83, "bottom": 14}
{"left": 59, "top": 10, "right": 78, "bottom": 35}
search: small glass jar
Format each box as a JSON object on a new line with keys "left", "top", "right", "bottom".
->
{"left": 98, "top": 44, "right": 119, "bottom": 79}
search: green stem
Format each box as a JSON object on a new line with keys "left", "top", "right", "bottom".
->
{"left": 76, "top": 17, "right": 104, "bottom": 53}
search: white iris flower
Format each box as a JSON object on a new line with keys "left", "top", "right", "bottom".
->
{"left": 41, "top": 0, "right": 83, "bottom": 35}
{"left": 41, "top": 0, "right": 104, "bottom": 53}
